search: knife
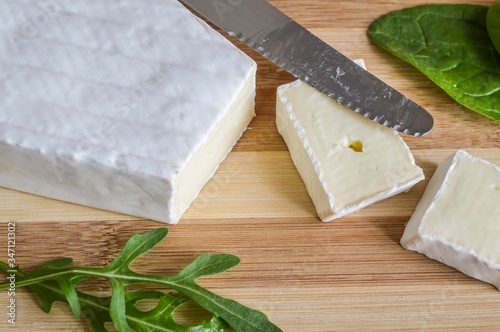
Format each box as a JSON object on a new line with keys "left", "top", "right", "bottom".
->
{"left": 180, "top": 0, "right": 433, "bottom": 136}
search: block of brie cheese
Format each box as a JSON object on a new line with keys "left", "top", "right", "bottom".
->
{"left": 276, "top": 60, "right": 424, "bottom": 221}
{"left": 0, "top": 0, "right": 256, "bottom": 223}
{"left": 401, "top": 150, "right": 500, "bottom": 289}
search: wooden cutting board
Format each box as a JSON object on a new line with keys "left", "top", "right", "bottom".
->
{"left": 1, "top": 0, "right": 500, "bottom": 330}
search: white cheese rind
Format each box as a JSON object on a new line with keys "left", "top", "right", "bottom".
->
{"left": 401, "top": 150, "right": 500, "bottom": 290}
{"left": 0, "top": 0, "right": 256, "bottom": 223}
{"left": 276, "top": 60, "right": 424, "bottom": 221}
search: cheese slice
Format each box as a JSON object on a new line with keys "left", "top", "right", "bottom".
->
{"left": 276, "top": 60, "right": 424, "bottom": 221}
{"left": 0, "top": 0, "right": 256, "bottom": 223}
{"left": 401, "top": 150, "right": 500, "bottom": 289}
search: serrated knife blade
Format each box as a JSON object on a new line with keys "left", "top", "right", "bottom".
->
{"left": 180, "top": 0, "right": 433, "bottom": 136}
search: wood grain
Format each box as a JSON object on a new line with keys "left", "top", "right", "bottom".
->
{"left": 1, "top": 0, "right": 500, "bottom": 331}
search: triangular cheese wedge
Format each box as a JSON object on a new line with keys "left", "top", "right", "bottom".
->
{"left": 276, "top": 60, "right": 424, "bottom": 221}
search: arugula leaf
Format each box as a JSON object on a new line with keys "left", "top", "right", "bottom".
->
{"left": 124, "top": 290, "right": 227, "bottom": 332}
{"left": 488, "top": 1, "right": 500, "bottom": 54}
{"left": 368, "top": 4, "right": 500, "bottom": 121}
{"left": 3, "top": 265, "right": 227, "bottom": 332}
{"left": 0, "top": 228, "right": 282, "bottom": 332}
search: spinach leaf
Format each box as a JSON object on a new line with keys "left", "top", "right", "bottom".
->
{"left": 368, "top": 4, "right": 500, "bottom": 121}
{"left": 0, "top": 228, "right": 282, "bottom": 332}
{"left": 488, "top": 1, "right": 500, "bottom": 54}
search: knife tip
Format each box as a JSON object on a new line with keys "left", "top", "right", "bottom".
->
{"left": 402, "top": 107, "right": 434, "bottom": 137}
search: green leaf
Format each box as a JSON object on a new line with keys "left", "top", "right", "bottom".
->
{"left": 164, "top": 254, "right": 281, "bottom": 332}
{"left": 105, "top": 228, "right": 169, "bottom": 274}
{"left": 59, "top": 276, "right": 82, "bottom": 318}
{"left": 0, "top": 263, "right": 113, "bottom": 330}
{"left": 0, "top": 228, "right": 282, "bottom": 332}
{"left": 30, "top": 258, "right": 74, "bottom": 272}
{"left": 172, "top": 253, "right": 241, "bottom": 282}
{"left": 28, "top": 280, "right": 66, "bottom": 313}
{"left": 78, "top": 291, "right": 112, "bottom": 332}
{"left": 110, "top": 278, "right": 131, "bottom": 332}
{"left": 368, "top": 4, "right": 500, "bottom": 121}
{"left": 7, "top": 266, "right": 227, "bottom": 332}
{"left": 124, "top": 290, "right": 228, "bottom": 332}
{"left": 488, "top": 1, "right": 500, "bottom": 54}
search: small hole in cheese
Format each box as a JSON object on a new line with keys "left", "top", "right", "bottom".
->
{"left": 348, "top": 140, "right": 363, "bottom": 153}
